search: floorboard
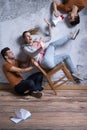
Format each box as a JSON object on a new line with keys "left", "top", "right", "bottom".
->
{"left": 0, "top": 86, "right": 87, "bottom": 130}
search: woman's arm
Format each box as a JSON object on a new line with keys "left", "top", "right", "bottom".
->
{"left": 23, "top": 45, "right": 43, "bottom": 57}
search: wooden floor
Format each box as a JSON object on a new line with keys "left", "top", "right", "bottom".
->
{"left": 0, "top": 85, "right": 87, "bottom": 130}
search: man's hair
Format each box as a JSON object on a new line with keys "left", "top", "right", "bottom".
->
{"left": 1, "top": 47, "right": 10, "bottom": 59}
{"left": 69, "top": 15, "right": 80, "bottom": 26}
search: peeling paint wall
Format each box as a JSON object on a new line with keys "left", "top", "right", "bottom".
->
{"left": 0, "top": 0, "right": 87, "bottom": 84}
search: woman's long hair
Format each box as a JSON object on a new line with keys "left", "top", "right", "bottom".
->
{"left": 28, "top": 26, "right": 39, "bottom": 35}
{"left": 22, "top": 26, "right": 39, "bottom": 39}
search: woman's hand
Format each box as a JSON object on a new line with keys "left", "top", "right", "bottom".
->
{"left": 39, "top": 37, "right": 45, "bottom": 49}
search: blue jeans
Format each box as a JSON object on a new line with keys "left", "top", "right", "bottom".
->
{"left": 41, "top": 36, "right": 76, "bottom": 73}
{"left": 14, "top": 72, "right": 43, "bottom": 95}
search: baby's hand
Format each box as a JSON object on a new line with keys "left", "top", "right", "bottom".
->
{"left": 54, "top": 11, "right": 60, "bottom": 17}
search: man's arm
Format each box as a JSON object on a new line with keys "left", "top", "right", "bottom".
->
{"left": 72, "top": 5, "right": 79, "bottom": 15}
{"left": 53, "top": 0, "right": 67, "bottom": 13}
{"left": 9, "top": 65, "right": 33, "bottom": 74}
{"left": 53, "top": 0, "right": 60, "bottom": 17}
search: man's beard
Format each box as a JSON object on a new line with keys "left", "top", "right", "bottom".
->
{"left": 8, "top": 56, "right": 15, "bottom": 60}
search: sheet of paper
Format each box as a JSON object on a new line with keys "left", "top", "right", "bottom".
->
{"left": 10, "top": 109, "right": 31, "bottom": 123}
{"left": 11, "top": 118, "right": 22, "bottom": 123}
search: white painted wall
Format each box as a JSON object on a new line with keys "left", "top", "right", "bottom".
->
{"left": 0, "top": 0, "right": 87, "bottom": 84}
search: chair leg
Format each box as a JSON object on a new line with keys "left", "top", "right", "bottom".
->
{"left": 62, "top": 64, "right": 75, "bottom": 83}
{"left": 46, "top": 76, "right": 57, "bottom": 95}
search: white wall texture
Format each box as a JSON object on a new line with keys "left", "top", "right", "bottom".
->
{"left": 0, "top": 0, "right": 87, "bottom": 84}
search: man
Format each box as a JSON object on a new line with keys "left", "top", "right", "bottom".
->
{"left": 53, "top": 0, "right": 87, "bottom": 26}
{"left": 1, "top": 47, "right": 43, "bottom": 98}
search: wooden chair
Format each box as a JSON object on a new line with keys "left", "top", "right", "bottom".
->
{"left": 31, "top": 58, "right": 75, "bottom": 95}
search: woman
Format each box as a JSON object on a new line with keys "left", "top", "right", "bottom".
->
{"left": 22, "top": 25, "right": 82, "bottom": 80}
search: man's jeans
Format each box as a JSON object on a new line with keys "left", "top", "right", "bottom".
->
{"left": 14, "top": 72, "right": 43, "bottom": 95}
{"left": 41, "top": 36, "right": 76, "bottom": 73}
